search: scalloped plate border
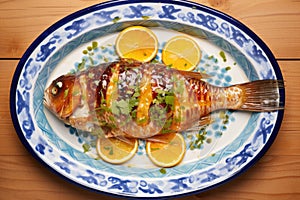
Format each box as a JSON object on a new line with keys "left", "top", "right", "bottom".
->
{"left": 10, "top": 0, "right": 285, "bottom": 198}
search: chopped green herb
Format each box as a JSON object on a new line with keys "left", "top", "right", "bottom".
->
{"left": 159, "top": 168, "right": 167, "bottom": 174}
{"left": 223, "top": 119, "right": 229, "bottom": 124}
{"left": 137, "top": 117, "right": 148, "bottom": 124}
{"left": 77, "top": 58, "right": 86, "bottom": 71}
{"left": 161, "top": 117, "right": 174, "bottom": 134}
{"left": 81, "top": 94, "right": 86, "bottom": 101}
{"left": 151, "top": 59, "right": 159, "bottom": 64}
{"left": 225, "top": 66, "right": 231, "bottom": 71}
{"left": 92, "top": 41, "right": 98, "bottom": 49}
{"left": 132, "top": 91, "right": 140, "bottom": 98}
{"left": 208, "top": 55, "right": 214, "bottom": 60}
{"left": 219, "top": 51, "right": 227, "bottom": 62}
{"left": 90, "top": 128, "right": 104, "bottom": 137}
{"left": 87, "top": 46, "right": 93, "bottom": 51}
{"left": 151, "top": 147, "right": 160, "bottom": 151}
{"left": 83, "top": 143, "right": 91, "bottom": 153}
{"left": 189, "top": 126, "right": 209, "bottom": 150}
{"left": 165, "top": 95, "right": 175, "bottom": 106}
{"left": 142, "top": 16, "right": 150, "bottom": 20}
{"left": 104, "top": 57, "right": 109, "bottom": 62}
{"left": 111, "top": 99, "right": 130, "bottom": 116}
{"left": 111, "top": 103, "right": 120, "bottom": 116}
{"left": 174, "top": 115, "right": 181, "bottom": 123}
{"left": 109, "top": 115, "right": 115, "bottom": 122}
{"left": 167, "top": 64, "right": 173, "bottom": 68}
{"left": 64, "top": 89, "right": 69, "bottom": 98}
{"left": 126, "top": 90, "right": 134, "bottom": 95}
{"left": 112, "top": 16, "right": 121, "bottom": 23}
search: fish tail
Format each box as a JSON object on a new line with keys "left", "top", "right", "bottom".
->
{"left": 227, "top": 80, "right": 284, "bottom": 112}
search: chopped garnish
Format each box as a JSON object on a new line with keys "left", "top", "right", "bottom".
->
{"left": 63, "top": 89, "right": 69, "bottom": 98}
{"left": 159, "top": 168, "right": 167, "bottom": 174}
{"left": 112, "top": 16, "right": 121, "bottom": 23}
{"left": 225, "top": 66, "right": 231, "bottom": 71}
{"left": 83, "top": 143, "right": 91, "bottom": 153}
{"left": 219, "top": 51, "right": 227, "bottom": 62}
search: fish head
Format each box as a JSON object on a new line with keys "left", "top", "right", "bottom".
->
{"left": 44, "top": 74, "right": 81, "bottom": 120}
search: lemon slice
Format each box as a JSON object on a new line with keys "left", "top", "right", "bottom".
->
{"left": 146, "top": 133, "right": 186, "bottom": 168}
{"left": 162, "top": 35, "right": 202, "bottom": 71}
{"left": 96, "top": 137, "right": 138, "bottom": 164}
{"left": 115, "top": 26, "right": 158, "bottom": 62}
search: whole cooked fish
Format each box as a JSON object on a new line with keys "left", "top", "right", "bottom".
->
{"left": 44, "top": 59, "right": 283, "bottom": 139}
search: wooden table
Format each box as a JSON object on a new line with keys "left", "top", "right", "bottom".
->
{"left": 1, "top": 0, "right": 299, "bottom": 199}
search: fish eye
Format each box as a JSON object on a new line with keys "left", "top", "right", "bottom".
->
{"left": 50, "top": 81, "right": 63, "bottom": 96}
{"left": 51, "top": 86, "right": 58, "bottom": 95}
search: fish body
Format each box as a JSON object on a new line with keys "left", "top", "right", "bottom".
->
{"left": 44, "top": 59, "right": 283, "bottom": 139}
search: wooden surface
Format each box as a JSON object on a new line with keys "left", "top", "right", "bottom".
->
{"left": 1, "top": 0, "right": 299, "bottom": 199}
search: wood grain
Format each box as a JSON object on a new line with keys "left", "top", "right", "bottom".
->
{"left": 0, "top": 0, "right": 299, "bottom": 58}
{"left": 1, "top": 0, "right": 300, "bottom": 199}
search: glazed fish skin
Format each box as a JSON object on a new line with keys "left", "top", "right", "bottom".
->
{"left": 44, "top": 59, "right": 283, "bottom": 139}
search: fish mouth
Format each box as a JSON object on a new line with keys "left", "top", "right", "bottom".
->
{"left": 43, "top": 93, "right": 55, "bottom": 114}
{"left": 43, "top": 94, "right": 64, "bottom": 120}
{"left": 43, "top": 91, "right": 72, "bottom": 120}
{"left": 43, "top": 97, "right": 52, "bottom": 113}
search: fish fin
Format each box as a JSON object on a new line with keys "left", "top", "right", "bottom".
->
{"left": 198, "top": 115, "right": 215, "bottom": 126}
{"left": 235, "top": 80, "right": 284, "bottom": 112}
{"left": 178, "top": 70, "right": 210, "bottom": 80}
{"left": 118, "top": 58, "right": 142, "bottom": 67}
{"left": 146, "top": 133, "right": 176, "bottom": 144}
{"left": 185, "top": 115, "right": 214, "bottom": 133}
{"left": 105, "top": 130, "right": 135, "bottom": 145}
{"left": 115, "top": 135, "right": 135, "bottom": 145}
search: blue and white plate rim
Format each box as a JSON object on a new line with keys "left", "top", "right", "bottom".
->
{"left": 10, "top": 0, "right": 285, "bottom": 198}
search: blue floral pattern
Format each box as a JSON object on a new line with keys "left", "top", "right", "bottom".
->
{"left": 12, "top": 0, "right": 283, "bottom": 198}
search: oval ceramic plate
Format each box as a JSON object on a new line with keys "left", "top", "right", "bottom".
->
{"left": 10, "top": 0, "right": 284, "bottom": 198}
